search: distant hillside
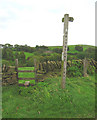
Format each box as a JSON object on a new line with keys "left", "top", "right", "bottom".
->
{"left": 2, "top": 44, "right": 96, "bottom": 67}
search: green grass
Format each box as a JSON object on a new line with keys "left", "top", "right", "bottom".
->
{"left": 18, "top": 67, "right": 34, "bottom": 70}
{"left": 13, "top": 51, "right": 34, "bottom": 59}
{"left": 24, "top": 52, "right": 34, "bottom": 59}
{"left": 48, "top": 46, "right": 62, "bottom": 50}
{"left": 48, "top": 45, "right": 95, "bottom": 54}
{"left": 68, "top": 45, "right": 95, "bottom": 53}
{"left": 12, "top": 45, "right": 96, "bottom": 61}
{"left": 2, "top": 74, "right": 95, "bottom": 118}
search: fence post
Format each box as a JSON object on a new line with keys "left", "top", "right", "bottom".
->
{"left": 34, "top": 59, "right": 37, "bottom": 83}
{"left": 3, "top": 64, "right": 6, "bottom": 72}
{"left": 15, "top": 59, "right": 18, "bottom": 83}
{"left": 83, "top": 57, "right": 88, "bottom": 77}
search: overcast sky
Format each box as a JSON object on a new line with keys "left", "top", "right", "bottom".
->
{"left": 0, "top": 0, "right": 96, "bottom": 47}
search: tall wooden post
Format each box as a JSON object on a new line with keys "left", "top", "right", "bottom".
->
{"left": 61, "top": 14, "right": 74, "bottom": 89}
{"left": 83, "top": 57, "right": 88, "bottom": 77}
{"left": 34, "top": 59, "right": 37, "bottom": 83}
{"left": 15, "top": 59, "right": 18, "bottom": 83}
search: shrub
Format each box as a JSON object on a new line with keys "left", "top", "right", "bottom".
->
{"left": 85, "top": 47, "right": 95, "bottom": 53}
{"left": 85, "top": 47, "right": 95, "bottom": 59}
{"left": 26, "top": 58, "right": 34, "bottom": 67}
{"left": 52, "top": 48, "right": 62, "bottom": 54}
{"left": 67, "top": 66, "right": 82, "bottom": 77}
{"left": 77, "top": 52, "right": 85, "bottom": 59}
{"left": 75, "top": 45, "right": 83, "bottom": 52}
{"left": 2, "top": 60, "right": 10, "bottom": 67}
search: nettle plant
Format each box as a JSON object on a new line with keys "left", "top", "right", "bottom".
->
{"left": 67, "top": 66, "right": 82, "bottom": 77}
{"left": 87, "top": 65, "right": 95, "bottom": 75}
{"left": 67, "top": 60, "right": 83, "bottom": 77}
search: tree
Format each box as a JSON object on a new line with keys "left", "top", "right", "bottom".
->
{"left": 52, "top": 48, "right": 62, "bottom": 54}
{"left": 19, "top": 51, "right": 25, "bottom": 63}
{"left": 2, "top": 48, "right": 14, "bottom": 60}
{"left": 75, "top": 45, "right": 83, "bottom": 52}
{"left": 85, "top": 47, "right": 95, "bottom": 59}
{"left": 15, "top": 51, "right": 19, "bottom": 59}
{"left": 2, "top": 48, "right": 7, "bottom": 59}
{"left": 14, "top": 44, "right": 19, "bottom": 51}
{"left": 6, "top": 48, "right": 14, "bottom": 60}
{"left": 5, "top": 43, "right": 13, "bottom": 49}
{"left": 77, "top": 52, "right": 85, "bottom": 59}
{"left": 26, "top": 58, "right": 34, "bottom": 67}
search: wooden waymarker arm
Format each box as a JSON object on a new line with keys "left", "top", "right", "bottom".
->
{"left": 69, "top": 17, "right": 74, "bottom": 22}
{"left": 62, "top": 17, "right": 74, "bottom": 22}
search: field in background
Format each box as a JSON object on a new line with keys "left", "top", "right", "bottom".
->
{"left": 13, "top": 51, "right": 35, "bottom": 59}
{"left": 12, "top": 45, "right": 96, "bottom": 60}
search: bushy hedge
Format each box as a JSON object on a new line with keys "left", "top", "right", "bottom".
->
{"left": 75, "top": 45, "right": 83, "bottom": 52}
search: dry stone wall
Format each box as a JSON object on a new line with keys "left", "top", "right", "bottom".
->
{"left": 2, "top": 66, "right": 18, "bottom": 86}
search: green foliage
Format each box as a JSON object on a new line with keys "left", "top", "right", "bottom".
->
{"left": 76, "top": 52, "right": 85, "bottom": 59}
{"left": 85, "top": 47, "right": 95, "bottom": 59}
{"left": 2, "top": 43, "right": 13, "bottom": 49}
{"left": 2, "top": 48, "right": 7, "bottom": 59}
{"left": 87, "top": 65, "right": 95, "bottom": 75}
{"left": 41, "top": 53, "right": 51, "bottom": 57}
{"left": 38, "top": 53, "right": 61, "bottom": 62}
{"left": 67, "top": 55, "right": 77, "bottom": 60}
{"left": 67, "top": 66, "right": 82, "bottom": 77}
{"left": 2, "top": 75, "right": 95, "bottom": 118}
{"left": 26, "top": 58, "right": 34, "bottom": 67}
{"left": 49, "top": 53, "right": 61, "bottom": 61}
{"left": 75, "top": 45, "right": 83, "bottom": 52}
{"left": 15, "top": 51, "right": 19, "bottom": 59}
{"left": 2, "top": 44, "right": 96, "bottom": 68}
{"left": 14, "top": 44, "right": 35, "bottom": 53}
{"left": 67, "top": 60, "right": 83, "bottom": 77}
{"left": 52, "top": 48, "right": 62, "bottom": 54}
{"left": 85, "top": 47, "right": 95, "bottom": 53}
{"left": 2, "top": 60, "right": 10, "bottom": 67}
{"left": 2, "top": 48, "right": 14, "bottom": 60}
{"left": 19, "top": 51, "right": 25, "bottom": 63}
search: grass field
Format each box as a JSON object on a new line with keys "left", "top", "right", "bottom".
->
{"left": 12, "top": 45, "right": 96, "bottom": 60}
{"left": 2, "top": 73, "right": 95, "bottom": 118}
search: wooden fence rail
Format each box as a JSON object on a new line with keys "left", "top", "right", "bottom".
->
{"left": 18, "top": 70, "right": 34, "bottom": 72}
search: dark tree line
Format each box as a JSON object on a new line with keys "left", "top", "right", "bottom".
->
{"left": 2, "top": 48, "right": 26, "bottom": 63}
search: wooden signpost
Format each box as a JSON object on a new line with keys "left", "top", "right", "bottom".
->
{"left": 61, "top": 14, "right": 74, "bottom": 89}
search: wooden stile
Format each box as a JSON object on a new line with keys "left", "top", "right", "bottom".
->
{"left": 15, "top": 59, "right": 18, "bottom": 82}
{"left": 18, "top": 78, "right": 35, "bottom": 80}
{"left": 18, "top": 70, "right": 34, "bottom": 72}
{"left": 83, "top": 57, "right": 88, "bottom": 77}
{"left": 8, "top": 66, "right": 15, "bottom": 68}
{"left": 34, "top": 59, "right": 37, "bottom": 83}
{"left": 16, "top": 58, "right": 38, "bottom": 86}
